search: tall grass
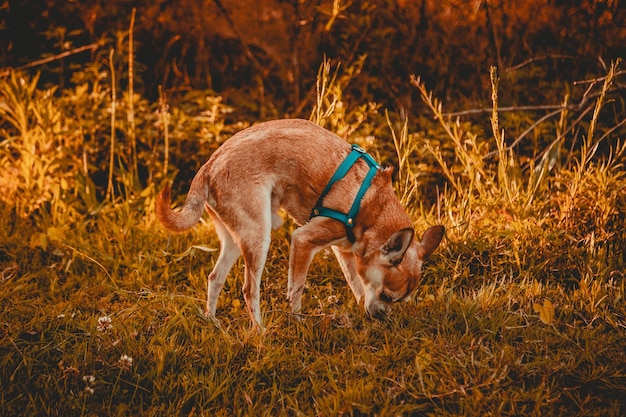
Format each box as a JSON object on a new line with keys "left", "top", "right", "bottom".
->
{"left": 0, "top": 54, "right": 625, "bottom": 416}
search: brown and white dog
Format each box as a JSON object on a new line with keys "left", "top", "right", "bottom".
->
{"left": 156, "top": 119, "right": 444, "bottom": 328}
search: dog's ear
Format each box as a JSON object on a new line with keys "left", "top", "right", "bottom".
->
{"left": 380, "top": 228, "right": 414, "bottom": 265}
{"left": 417, "top": 225, "right": 445, "bottom": 260}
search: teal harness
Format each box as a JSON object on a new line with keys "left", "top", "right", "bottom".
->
{"left": 310, "top": 144, "right": 381, "bottom": 243}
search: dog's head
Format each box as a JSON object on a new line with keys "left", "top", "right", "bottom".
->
{"left": 357, "top": 225, "right": 445, "bottom": 316}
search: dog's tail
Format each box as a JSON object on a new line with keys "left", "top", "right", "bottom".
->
{"left": 156, "top": 165, "right": 210, "bottom": 233}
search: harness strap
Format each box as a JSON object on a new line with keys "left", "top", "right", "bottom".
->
{"left": 310, "top": 144, "right": 380, "bottom": 243}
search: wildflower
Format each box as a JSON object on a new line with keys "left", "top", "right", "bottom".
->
{"left": 119, "top": 354, "right": 133, "bottom": 369}
{"left": 83, "top": 374, "right": 96, "bottom": 395}
{"left": 327, "top": 295, "right": 339, "bottom": 305}
{"left": 97, "top": 315, "right": 113, "bottom": 332}
{"left": 82, "top": 375, "right": 96, "bottom": 385}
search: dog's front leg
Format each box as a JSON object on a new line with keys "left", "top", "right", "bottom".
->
{"left": 331, "top": 246, "right": 365, "bottom": 304}
{"left": 287, "top": 219, "right": 344, "bottom": 313}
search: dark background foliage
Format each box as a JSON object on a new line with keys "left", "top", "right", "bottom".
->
{"left": 2, "top": 0, "right": 624, "bottom": 116}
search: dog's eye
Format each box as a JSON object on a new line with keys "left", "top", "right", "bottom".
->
{"left": 380, "top": 291, "right": 393, "bottom": 303}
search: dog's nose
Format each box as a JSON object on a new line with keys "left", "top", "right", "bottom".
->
{"left": 379, "top": 291, "right": 393, "bottom": 303}
{"left": 366, "top": 300, "right": 390, "bottom": 317}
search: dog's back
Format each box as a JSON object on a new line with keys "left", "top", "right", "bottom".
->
{"left": 202, "top": 119, "right": 367, "bottom": 226}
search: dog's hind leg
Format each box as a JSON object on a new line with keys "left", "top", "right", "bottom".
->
{"left": 219, "top": 192, "right": 273, "bottom": 329}
{"left": 239, "top": 223, "right": 272, "bottom": 329}
{"left": 205, "top": 212, "right": 242, "bottom": 319}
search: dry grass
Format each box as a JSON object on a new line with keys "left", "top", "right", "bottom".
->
{"left": 0, "top": 58, "right": 625, "bottom": 416}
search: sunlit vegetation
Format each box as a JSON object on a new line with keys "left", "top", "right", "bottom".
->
{"left": 1, "top": 1, "right": 625, "bottom": 415}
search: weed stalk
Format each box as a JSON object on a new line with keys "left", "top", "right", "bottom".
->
{"left": 107, "top": 48, "right": 116, "bottom": 201}
{"left": 128, "top": 8, "right": 138, "bottom": 182}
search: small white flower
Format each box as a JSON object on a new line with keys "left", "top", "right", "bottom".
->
{"left": 119, "top": 354, "right": 133, "bottom": 369}
{"left": 82, "top": 375, "right": 96, "bottom": 385}
{"left": 84, "top": 386, "right": 94, "bottom": 395}
{"left": 97, "top": 316, "right": 113, "bottom": 332}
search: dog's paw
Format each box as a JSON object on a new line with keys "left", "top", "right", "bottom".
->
{"left": 199, "top": 308, "right": 223, "bottom": 327}
{"left": 289, "top": 312, "right": 304, "bottom": 324}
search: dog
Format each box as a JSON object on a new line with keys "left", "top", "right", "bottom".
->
{"left": 156, "top": 118, "right": 444, "bottom": 328}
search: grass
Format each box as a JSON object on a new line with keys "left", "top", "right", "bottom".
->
{"left": 1, "top": 56, "right": 625, "bottom": 416}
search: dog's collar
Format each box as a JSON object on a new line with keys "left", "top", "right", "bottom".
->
{"left": 310, "top": 144, "right": 381, "bottom": 243}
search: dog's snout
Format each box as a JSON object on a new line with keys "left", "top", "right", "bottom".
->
{"left": 366, "top": 300, "right": 390, "bottom": 318}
